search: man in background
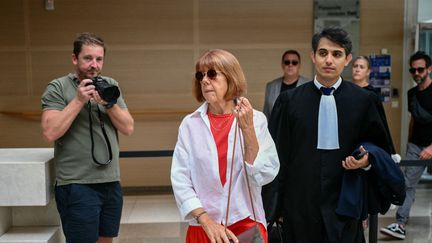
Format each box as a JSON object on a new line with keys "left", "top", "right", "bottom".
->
{"left": 262, "top": 49, "right": 308, "bottom": 120}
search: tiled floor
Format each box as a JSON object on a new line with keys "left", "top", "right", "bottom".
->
{"left": 115, "top": 184, "right": 432, "bottom": 243}
{"left": 115, "top": 194, "right": 187, "bottom": 243}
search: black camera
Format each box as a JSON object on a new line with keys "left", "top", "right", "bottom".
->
{"left": 87, "top": 76, "right": 120, "bottom": 104}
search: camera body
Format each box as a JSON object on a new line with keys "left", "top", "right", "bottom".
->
{"left": 87, "top": 76, "right": 120, "bottom": 104}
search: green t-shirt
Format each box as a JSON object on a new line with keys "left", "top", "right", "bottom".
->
{"left": 41, "top": 73, "right": 127, "bottom": 186}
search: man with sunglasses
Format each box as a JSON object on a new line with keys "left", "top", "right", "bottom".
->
{"left": 262, "top": 50, "right": 308, "bottom": 120}
{"left": 381, "top": 51, "right": 432, "bottom": 240}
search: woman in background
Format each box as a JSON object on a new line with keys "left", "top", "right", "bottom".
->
{"left": 171, "top": 49, "right": 279, "bottom": 243}
{"left": 352, "top": 55, "right": 396, "bottom": 154}
{"left": 352, "top": 56, "right": 381, "bottom": 96}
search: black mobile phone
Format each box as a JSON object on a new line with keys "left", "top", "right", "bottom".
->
{"left": 353, "top": 150, "right": 368, "bottom": 160}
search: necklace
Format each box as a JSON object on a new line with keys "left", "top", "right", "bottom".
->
{"left": 208, "top": 113, "right": 234, "bottom": 131}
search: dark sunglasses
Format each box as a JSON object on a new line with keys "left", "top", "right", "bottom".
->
{"left": 409, "top": 67, "right": 426, "bottom": 74}
{"left": 284, "top": 60, "right": 299, "bottom": 66}
{"left": 195, "top": 69, "right": 218, "bottom": 81}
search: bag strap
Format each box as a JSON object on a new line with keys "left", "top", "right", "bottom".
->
{"left": 224, "top": 119, "right": 258, "bottom": 233}
{"left": 238, "top": 121, "right": 258, "bottom": 222}
{"left": 88, "top": 102, "right": 113, "bottom": 166}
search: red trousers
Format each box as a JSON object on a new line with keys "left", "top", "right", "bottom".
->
{"left": 186, "top": 217, "right": 267, "bottom": 243}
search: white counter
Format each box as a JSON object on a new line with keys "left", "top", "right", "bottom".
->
{"left": 0, "top": 148, "right": 54, "bottom": 206}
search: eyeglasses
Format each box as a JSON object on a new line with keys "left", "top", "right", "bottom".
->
{"left": 195, "top": 69, "right": 218, "bottom": 81}
{"left": 283, "top": 60, "right": 299, "bottom": 66}
{"left": 409, "top": 67, "right": 426, "bottom": 74}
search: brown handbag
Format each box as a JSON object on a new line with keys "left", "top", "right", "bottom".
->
{"left": 225, "top": 120, "right": 265, "bottom": 243}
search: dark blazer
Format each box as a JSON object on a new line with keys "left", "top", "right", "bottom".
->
{"left": 336, "top": 143, "right": 406, "bottom": 220}
{"left": 269, "top": 81, "right": 392, "bottom": 243}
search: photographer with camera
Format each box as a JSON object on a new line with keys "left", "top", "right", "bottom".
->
{"left": 41, "top": 32, "right": 134, "bottom": 243}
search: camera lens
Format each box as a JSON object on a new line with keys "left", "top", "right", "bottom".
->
{"left": 101, "top": 86, "right": 120, "bottom": 103}
{"left": 91, "top": 76, "right": 120, "bottom": 103}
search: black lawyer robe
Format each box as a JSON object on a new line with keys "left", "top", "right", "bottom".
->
{"left": 269, "top": 81, "right": 392, "bottom": 243}
{"left": 363, "top": 84, "right": 396, "bottom": 154}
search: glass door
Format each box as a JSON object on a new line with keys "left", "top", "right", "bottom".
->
{"left": 417, "top": 23, "right": 432, "bottom": 57}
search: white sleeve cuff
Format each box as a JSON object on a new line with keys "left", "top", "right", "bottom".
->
{"left": 362, "top": 164, "right": 372, "bottom": 171}
{"left": 180, "top": 197, "right": 203, "bottom": 220}
{"left": 391, "top": 154, "right": 401, "bottom": 163}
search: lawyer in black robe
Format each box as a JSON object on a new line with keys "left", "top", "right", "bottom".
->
{"left": 269, "top": 81, "right": 392, "bottom": 242}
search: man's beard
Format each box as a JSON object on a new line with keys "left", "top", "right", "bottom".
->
{"left": 413, "top": 74, "right": 426, "bottom": 84}
{"left": 77, "top": 69, "right": 99, "bottom": 80}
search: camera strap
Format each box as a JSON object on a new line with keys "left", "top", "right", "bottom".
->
{"left": 88, "top": 101, "right": 113, "bottom": 166}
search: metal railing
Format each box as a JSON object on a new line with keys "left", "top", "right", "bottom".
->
{"left": 120, "top": 150, "right": 173, "bottom": 158}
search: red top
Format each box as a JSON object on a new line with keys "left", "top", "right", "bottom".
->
{"left": 208, "top": 112, "right": 234, "bottom": 186}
